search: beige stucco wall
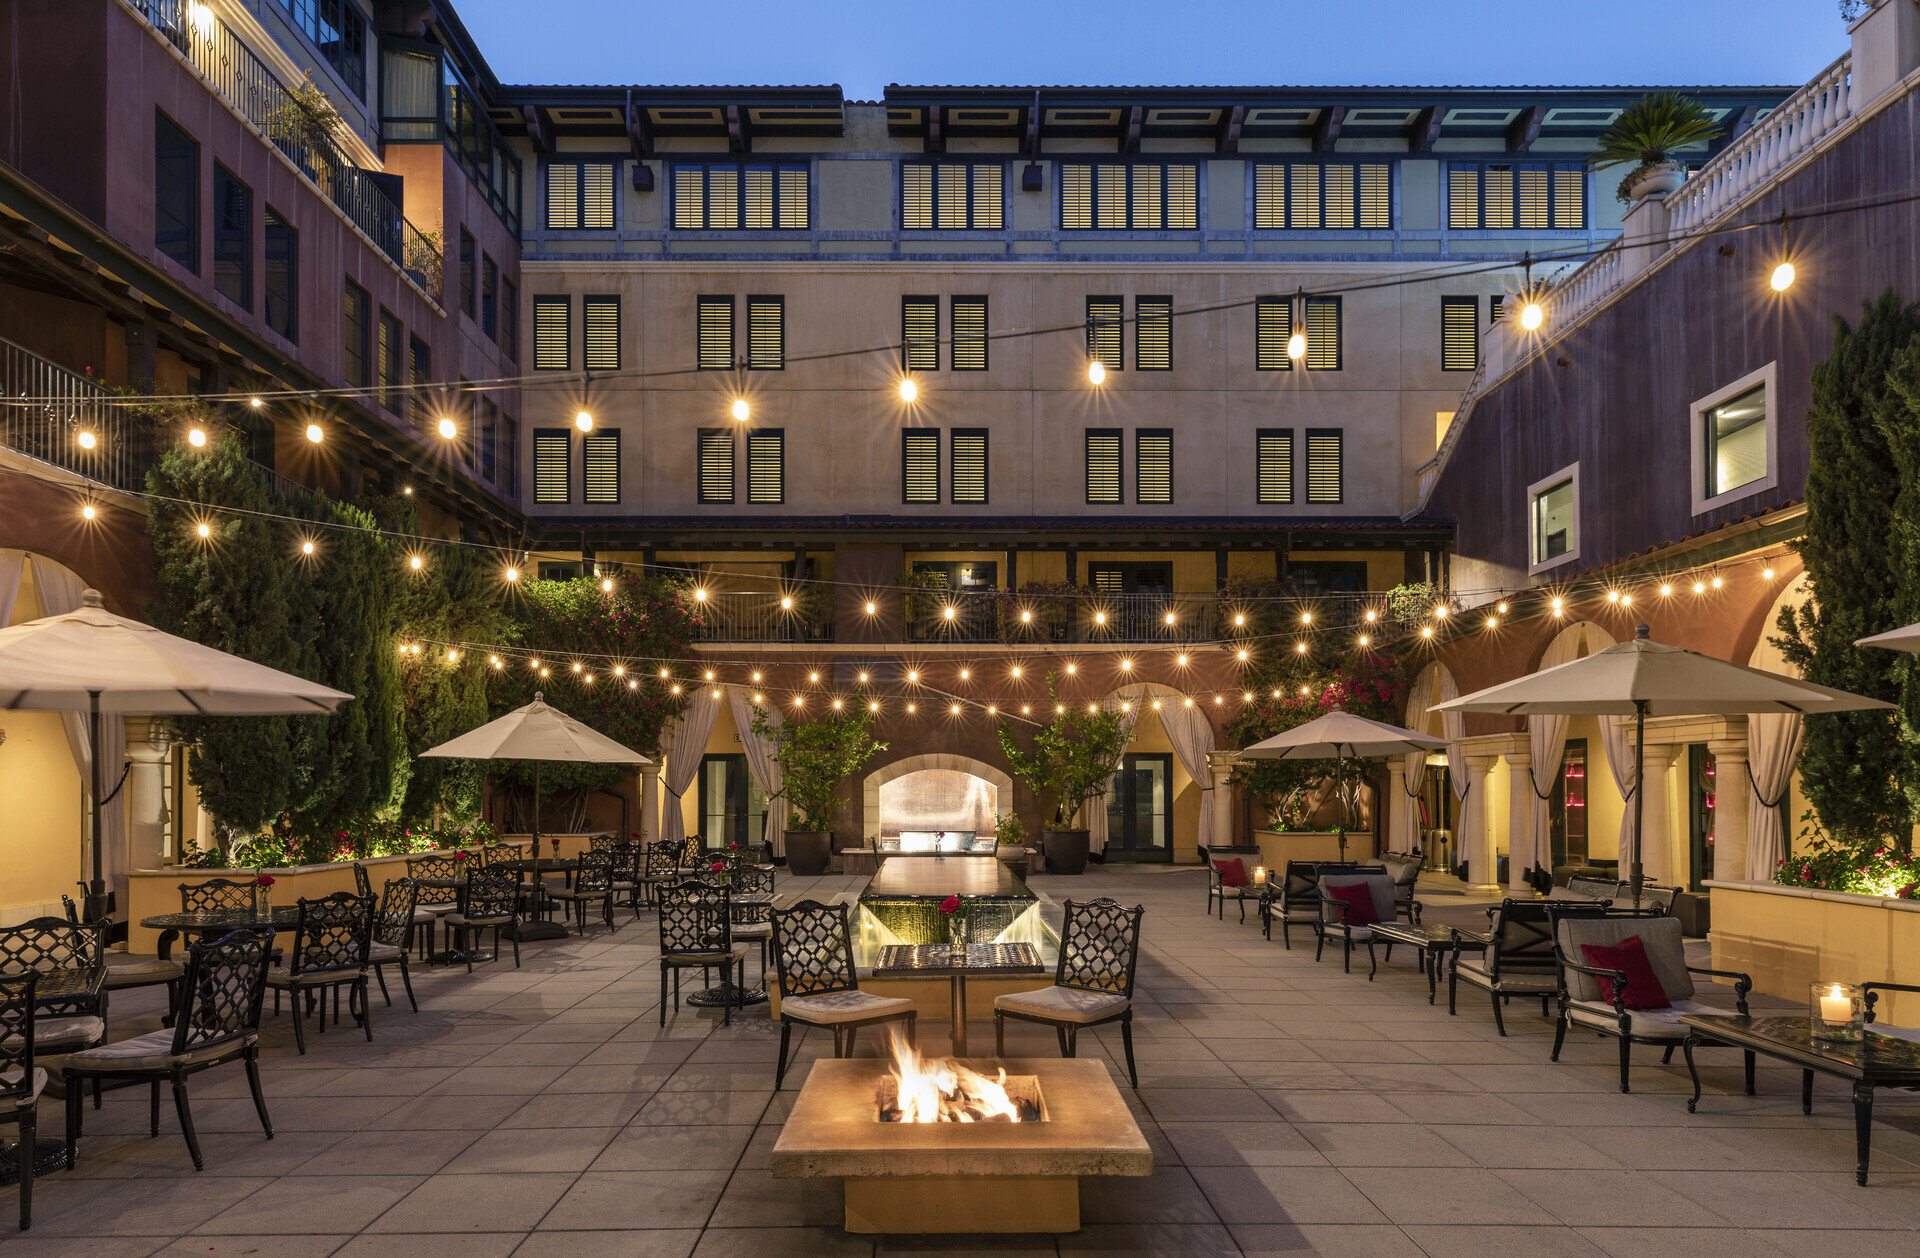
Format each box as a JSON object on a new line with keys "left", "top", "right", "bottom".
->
{"left": 0, "top": 567, "right": 87, "bottom": 923}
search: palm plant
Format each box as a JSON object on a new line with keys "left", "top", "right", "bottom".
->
{"left": 1591, "top": 91, "right": 1722, "bottom": 202}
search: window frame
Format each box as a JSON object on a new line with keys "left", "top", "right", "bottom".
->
{"left": 950, "top": 428, "right": 988, "bottom": 504}
{"left": 211, "top": 163, "right": 252, "bottom": 311}
{"left": 1305, "top": 296, "right": 1342, "bottom": 372}
{"left": 697, "top": 428, "right": 735, "bottom": 504}
{"left": 670, "top": 162, "right": 810, "bottom": 230}
{"left": 901, "top": 428, "right": 940, "bottom": 504}
{"left": 532, "top": 295, "right": 571, "bottom": 371}
{"left": 1255, "top": 298, "right": 1293, "bottom": 372}
{"left": 583, "top": 294, "right": 621, "bottom": 371}
{"left": 1135, "top": 297, "right": 1172, "bottom": 371}
{"left": 1085, "top": 427, "right": 1123, "bottom": 505}
{"left": 1528, "top": 462, "right": 1581, "bottom": 573}
{"left": 582, "top": 427, "right": 620, "bottom": 504}
{"left": 1441, "top": 295, "right": 1479, "bottom": 372}
{"left": 543, "top": 160, "right": 618, "bottom": 231}
{"left": 1058, "top": 161, "right": 1199, "bottom": 231}
{"left": 1256, "top": 428, "right": 1294, "bottom": 505}
{"left": 1690, "top": 362, "right": 1779, "bottom": 516}
{"left": 1304, "top": 427, "right": 1343, "bottom": 504}
{"left": 1447, "top": 161, "right": 1587, "bottom": 230}
{"left": 532, "top": 427, "right": 570, "bottom": 504}
{"left": 1252, "top": 162, "right": 1393, "bottom": 230}
{"left": 746, "top": 428, "right": 785, "bottom": 504}
{"left": 1135, "top": 427, "right": 1173, "bottom": 503}
{"left": 746, "top": 295, "right": 784, "bottom": 370}
{"left": 900, "top": 161, "right": 1005, "bottom": 230}
{"left": 278, "top": 0, "right": 368, "bottom": 100}
{"left": 1086, "top": 296, "right": 1123, "bottom": 371}
{"left": 154, "top": 111, "right": 199, "bottom": 273}
{"left": 697, "top": 295, "right": 734, "bottom": 370}
{"left": 951, "top": 296, "right": 988, "bottom": 371}
{"left": 902, "top": 296, "right": 939, "bottom": 372}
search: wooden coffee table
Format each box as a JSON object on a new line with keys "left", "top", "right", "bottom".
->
{"left": 1678, "top": 1013, "right": 1920, "bottom": 1185}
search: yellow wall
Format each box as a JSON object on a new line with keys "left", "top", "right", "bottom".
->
{"left": 1, "top": 568, "right": 86, "bottom": 923}
{"left": 1712, "top": 883, "right": 1920, "bottom": 1025}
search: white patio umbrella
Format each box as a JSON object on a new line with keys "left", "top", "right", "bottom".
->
{"left": 1856, "top": 623, "right": 1920, "bottom": 653}
{"left": 0, "top": 589, "right": 354, "bottom": 920}
{"left": 1241, "top": 709, "right": 1449, "bottom": 859}
{"left": 418, "top": 691, "right": 651, "bottom": 847}
{"left": 1434, "top": 624, "right": 1891, "bottom": 897}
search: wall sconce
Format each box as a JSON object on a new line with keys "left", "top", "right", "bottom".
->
{"left": 1021, "top": 163, "right": 1043, "bottom": 193}
{"left": 631, "top": 163, "right": 655, "bottom": 193}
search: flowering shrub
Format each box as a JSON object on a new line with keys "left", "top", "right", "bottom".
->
{"left": 196, "top": 819, "right": 501, "bottom": 869}
{"left": 1774, "top": 824, "right": 1919, "bottom": 898}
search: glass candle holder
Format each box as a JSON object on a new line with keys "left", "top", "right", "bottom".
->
{"left": 949, "top": 915, "right": 967, "bottom": 961}
{"left": 1810, "top": 981, "right": 1864, "bottom": 1042}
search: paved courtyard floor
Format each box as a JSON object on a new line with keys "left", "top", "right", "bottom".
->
{"left": 12, "top": 865, "right": 1920, "bottom": 1256}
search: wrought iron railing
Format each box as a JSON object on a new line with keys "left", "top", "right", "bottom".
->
{"left": 0, "top": 341, "right": 145, "bottom": 491}
{"left": 691, "top": 591, "right": 833, "bottom": 644}
{"left": 129, "top": 0, "right": 442, "bottom": 297}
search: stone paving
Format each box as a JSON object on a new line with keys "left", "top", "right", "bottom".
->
{"left": 10, "top": 866, "right": 1920, "bottom": 1256}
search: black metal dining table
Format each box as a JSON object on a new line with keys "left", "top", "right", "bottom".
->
{"left": 0, "top": 964, "right": 108, "bottom": 1186}
{"left": 685, "top": 891, "right": 778, "bottom": 1009}
{"left": 140, "top": 908, "right": 298, "bottom": 962}
{"left": 873, "top": 942, "right": 1046, "bottom": 1055}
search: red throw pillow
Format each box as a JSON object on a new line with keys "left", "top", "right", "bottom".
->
{"left": 1213, "top": 858, "right": 1248, "bottom": 888}
{"left": 1324, "top": 882, "right": 1379, "bottom": 928}
{"left": 1579, "top": 935, "right": 1671, "bottom": 1010}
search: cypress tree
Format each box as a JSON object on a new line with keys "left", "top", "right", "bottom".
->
{"left": 1876, "top": 334, "right": 1920, "bottom": 832}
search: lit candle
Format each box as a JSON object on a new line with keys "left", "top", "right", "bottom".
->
{"left": 1819, "top": 984, "right": 1852, "bottom": 1026}
{"left": 1253, "top": 865, "right": 1267, "bottom": 887}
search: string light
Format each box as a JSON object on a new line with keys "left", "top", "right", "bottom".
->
{"left": 304, "top": 423, "right": 323, "bottom": 443}
{"left": 1771, "top": 260, "right": 1796, "bottom": 291}
{"left": 833, "top": 698, "right": 844, "bottom": 710}
{"left": 780, "top": 595, "right": 793, "bottom": 610}
{"left": 1659, "top": 583, "right": 1673, "bottom": 596}
{"left": 1175, "top": 653, "right": 1188, "bottom": 667}
{"left": 906, "top": 702, "right": 916, "bottom": 714}
{"left": 1087, "top": 359, "right": 1106, "bottom": 385}
{"left": 1065, "top": 662, "right": 1077, "bottom": 675}
{"left": 1163, "top": 611, "right": 1177, "bottom": 626}
{"left": 942, "top": 605, "right": 957, "bottom": 621}
{"left": 959, "top": 668, "right": 970, "bottom": 681}
{"left": 1693, "top": 580, "right": 1707, "bottom": 594}
{"left": 1496, "top": 602, "right": 1509, "bottom": 614}
{"left": 408, "top": 554, "right": 424, "bottom": 571}
{"left": 864, "top": 601, "right": 877, "bottom": 615}
{"left": 628, "top": 679, "right": 638, "bottom": 690}
{"left": 1434, "top": 605, "right": 1448, "bottom": 620}
{"left": 1093, "top": 611, "right": 1107, "bottom": 626}
{"left": 600, "top": 578, "right": 613, "bottom": 593}
{"left": 1020, "top": 609, "right": 1033, "bottom": 624}
{"left": 1711, "top": 575, "right": 1724, "bottom": 589}
{"left": 1295, "top": 642, "right": 1308, "bottom": 654}
{"left": 437, "top": 417, "right": 457, "bottom": 440}
{"left": 752, "top": 671, "right": 762, "bottom": 683}
{"left": 899, "top": 378, "right": 918, "bottom": 402}
{"left": 1763, "top": 566, "right": 1776, "bottom": 580}
{"left": 1120, "top": 658, "right": 1133, "bottom": 672}
{"left": 955, "top": 703, "right": 966, "bottom": 715}
{"left": 869, "top": 700, "right": 880, "bottom": 712}
{"left": 986, "top": 704, "right": 996, "bottom": 715}
{"left": 858, "top": 671, "right": 870, "bottom": 684}
{"left": 1010, "top": 665, "right": 1022, "bottom": 679}
{"left": 505, "top": 567, "right": 520, "bottom": 582}
{"left": 731, "top": 398, "right": 750, "bottom": 422}
{"left": 659, "top": 667, "right": 670, "bottom": 678}
{"left": 1233, "top": 613, "right": 1246, "bottom": 627}
{"left": 1357, "top": 634, "right": 1370, "bottom": 646}
{"left": 301, "top": 539, "right": 316, "bottom": 556}
{"left": 81, "top": 504, "right": 97, "bottom": 521}
{"left": 808, "top": 671, "right": 820, "bottom": 683}
{"left": 692, "top": 588, "right": 709, "bottom": 602}
{"left": 1021, "top": 705, "right": 1031, "bottom": 715}
{"left": 574, "top": 411, "right": 594, "bottom": 433}
{"left": 187, "top": 427, "right": 206, "bottom": 447}
{"left": 196, "top": 522, "right": 211, "bottom": 538}
{"left": 1364, "top": 610, "right": 1378, "bottom": 624}
{"left": 1420, "top": 626, "right": 1435, "bottom": 638}
{"left": 76, "top": 430, "right": 97, "bottom": 450}
{"left": 705, "top": 669, "right": 716, "bottom": 681}
{"left": 1236, "top": 649, "right": 1250, "bottom": 662}
{"left": 249, "top": 397, "right": 262, "bottom": 409}
{"left": 907, "top": 669, "right": 919, "bottom": 683}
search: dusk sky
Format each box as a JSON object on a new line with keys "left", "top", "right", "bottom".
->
{"left": 453, "top": 0, "right": 1843, "bottom": 96}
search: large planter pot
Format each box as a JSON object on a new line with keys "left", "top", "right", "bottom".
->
{"left": 786, "top": 831, "right": 834, "bottom": 878}
{"left": 1628, "top": 160, "right": 1686, "bottom": 201}
{"left": 1043, "top": 829, "right": 1091, "bottom": 876}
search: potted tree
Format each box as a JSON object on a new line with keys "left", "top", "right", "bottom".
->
{"left": 1590, "top": 90, "right": 1722, "bottom": 203}
{"left": 753, "top": 705, "right": 887, "bottom": 877}
{"left": 996, "top": 679, "right": 1131, "bottom": 874}
{"left": 992, "top": 811, "right": 1027, "bottom": 874}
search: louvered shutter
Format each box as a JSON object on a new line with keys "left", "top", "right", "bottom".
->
{"left": 1086, "top": 297, "right": 1122, "bottom": 370}
{"left": 545, "top": 162, "right": 579, "bottom": 228}
{"left": 1305, "top": 428, "right": 1342, "bottom": 503}
{"left": 1165, "top": 164, "right": 1197, "bottom": 229}
{"left": 950, "top": 297, "right": 987, "bottom": 370}
{"left": 1322, "top": 164, "right": 1355, "bottom": 229}
{"left": 672, "top": 164, "right": 704, "bottom": 228}
{"left": 1441, "top": 297, "right": 1478, "bottom": 371}
{"left": 743, "top": 166, "right": 774, "bottom": 229}
{"left": 937, "top": 164, "right": 968, "bottom": 228}
{"left": 1085, "top": 428, "right": 1121, "bottom": 504}
{"left": 1256, "top": 299, "right": 1293, "bottom": 371}
{"left": 697, "top": 296, "right": 733, "bottom": 369}
{"left": 708, "top": 167, "right": 739, "bottom": 228}
{"left": 1288, "top": 163, "right": 1320, "bottom": 228}
{"left": 901, "top": 430, "right": 939, "bottom": 503}
{"left": 583, "top": 163, "right": 615, "bottom": 229}
{"left": 1060, "top": 164, "right": 1092, "bottom": 229}
{"left": 583, "top": 296, "right": 620, "bottom": 371}
{"left": 1489, "top": 295, "right": 1507, "bottom": 324}
{"left": 1136, "top": 429, "right": 1172, "bottom": 503}
{"left": 1358, "top": 164, "right": 1391, "bottom": 228}
{"left": 747, "top": 429, "right": 783, "bottom": 503}
{"left": 1516, "top": 166, "right": 1549, "bottom": 230}
{"left": 1257, "top": 429, "right": 1293, "bottom": 504}
{"left": 1482, "top": 165, "right": 1514, "bottom": 229}
{"left": 582, "top": 428, "right": 619, "bottom": 503}
{"left": 1254, "top": 165, "right": 1284, "bottom": 229}
{"left": 746, "top": 296, "right": 783, "bottom": 369}
{"left": 533, "top": 429, "right": 569, "bottom": 503}
{"left": 533, "top": 296, "right": 569, "bottom": 370}
{"left": 1089, "top": 565, "right": 1124, "bottom": 594}
{"left": 1135, "top": 297, "right": 1171, "bottom": 371}
{"left": 902, "top": 164, "right": 933, "bottom": 229}
{"left": 1448, "top": 167, "right": 1478, "bottom": 229}
{"left": 1131, "top": 165, "right": 1162, "bottom": 229}
{"left": 902, "top": 297, "right": 938, "bottom": 371}
{"left": 951, "top": 429, "right": 987, "bottom": 503}
{"left": 1095, "top": 164, "right": 1126, "bottom": 228}
{"left": 1305, "top": 296, "right": 1341, "bottom": 371}
{"left": 778, "top": 166, "right": 809, "bottom": 227}
{"left": 697, "top": 429, "right": 734, "bottom": 503}
{"left": 1552, "top": 167, "right": 1585, "bottom": 228}
{"left": 970, "top": 164, "right": 1002, "bottom": 229}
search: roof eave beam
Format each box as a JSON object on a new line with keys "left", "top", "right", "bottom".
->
{"left": 726, "top": 104, "right": 745, "bottom": 153}
{"left": 1411, "top": 105, "right": 1443, "bottom": 153}
{"left": 1124, "top": 105, "right": 1143, "bottom": 154}
{"left": 1023, "top": 92, "right": 1041, "bottom": 157}
{"left": 1313, "top": 105, "right": 1344, "bottom": 152}
{"left": 1506, "top": 104, "right": 1544, "bottom": 153}
{"left": 1218, "top": 104, "right": 1244, "bottom": 155}
{"left": 624, "top": 90, "right": 652, "bottom": 159}
{"left": 520, "top": 105, "right": 553, "bottom": 156}
{"left": 927, "top": 105, "right": 943, "bottom": 154}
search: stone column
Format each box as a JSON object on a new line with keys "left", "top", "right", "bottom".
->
{"left": 1204, "top": 750, "right": 1239, "bottom": 857}
{"left": 1504, "top": 747, "right": 1532, "bottom": 891}
{"left": 1634, "top": 744, "right": 1683, "bottom": 886}
{"left": 639, "top": 762, "right": 661, "bottom": 844}
{"left": 1462, "top": 755, "right": 1498, "bottom": 886}
{"left": 122, "top": 719, "right": 172, "bottom": 872}
{"left": 1708, "top": 735, "right": 1751, "bottom": 883}
{"left": 1386, "top": 762, "right": 1410, "bottom": 852}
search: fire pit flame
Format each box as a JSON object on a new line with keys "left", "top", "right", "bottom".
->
{"left": 877, "top": 1033, "right": 1038, "bottom": 1123}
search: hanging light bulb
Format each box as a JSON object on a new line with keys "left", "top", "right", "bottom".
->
{"left": 188, "top": 427, "right": 206, "bottom": 448}
{"left": 76, "top": 430, "right": 97, "bottom": 450}
{"left": 81, "top": 504, "right": 97, "bottom": 521}
{"left": 1659, "top": 583, "right": 1673, "bottom": 596}
{"left": 1520, "top": 301, "right": 1544, "bottom": 331}
{"left": 907, "top": 669, "right": 920, "bottom": 683}
{"left": 1163, "top": 611, "right": 1177, "bottom": 625}
{"left": 1010, "top": 665, "right": 1022, "bottom": 679}
{"left": 693, "top": 588, "right": 708, "bottom": 602}
{"left": 1020, "top": 705, "right": 1031, "bottom": 715}
{"left": 250, "top": 397, "right": 263, "bottom": 409}
{"left": 601, "top": 578, "right": 614, "bottom": 593}
{"left": 780, "top": 595, "right": 793, "bottom": 610}
{"left": 1087, "top": 359, "right": 1106, "bottom": 385}
{"left": 409, "top": 554, "right": 424, "bottom": 571}
{"left": 1486, "top": 616, "right": 1498, "bottom": 629}
{"left": 986, "top": 704, "right": 996, "bottom": 715}
{"left": 196, "top": 522, "right": 211, "bottom": 538}
{"left": 1120, "top": 658, "right": 1133, "bottom": 672}
{"left": 1175, "top": 653, "right": 1188, "bottom": 667}
{"left": 628, "top": 679, "right": 638, "bottom": 690}
{"left": 1358, "top": 633, "right": 1370, "bottom": 646}
{"left": 1434, "top": 605, "right": 1448, "bottom": 619}
{"left": 869, "top": 700, "right": 880, "bottom": 712}
{"left": 808, "top": 671, "right": 820, "bottom": 684}
{"left": 1236, "top": 649, "right": 1250, "bottom": 662}
{"left": 1020, "top": 608, "right": 1033, "bottom": 624}
{"left": 437, "top": 417, "right": 457, "bottom": 440}
{"left": 942, "top": 605, "right": 957, "bottom": 621}
{"left": 1093, "top": 611, "right": 1107, "bottom": 625}
{"left": 1693, "top": 580, "right": 1707, "bottom": 594}
{"left": 574, "top": 410, "right": 594, "bottom": 433}
{"left": 905, "top": 702, "right": 916, "bottom": 714}
{"left": 505, "top": 567, "right": 520, "bottom": 582}
{"left": 705, "top": 669, "right": 717, "bottom": 681}
{"left": 659, "top": 667, "right": 670, "bottom": 678}
{"left": 1770, "top": 261, "right": 1796, "bottom": 291}
{"left": 864, "top": 601, "right": 878, "bottom": 615}
{"left": 1496, "top": 602, "right": 1509, "bottom": 614}
{"left": 1300, "top": 611, "right": 1313, "bottom": 625}
{"left": 833, "top": 698, "right": 845, "bottom": 711}
{"left": 1065, "top": 662, "right": 1077, "bottom": 675}
{"left": 899, "top": 378, "right": 918, "bottom": 402}
{"left": 1711, "top": 575, "right": 1724, "bottom": 589}
{"left": 1233, "top": 612, "right": 1246, "bottom": 627}
{"left": 614, "top": 665, "right": 625, "bottom": 677}
{"left": 301, "top": 540, "right": 316, "bottom": 556}
{"left": 959, "top": 668, "right": 970, "bottom": 681}
{"left": 731, "top": 398, "right": 750, "bottom": 422}
{"left": 858, "top": 671, "right": 870, "bottom": 684}
{"left": 305, "top": 423, "right": 323, "bottom": 443}
{"left": 1364, "top": 609, "right": 1378, "bottom": 624}
{"left": 751, "top": 671, "right": 762, "bottom": 683}
{"left": 1763, "top": 566, "right": 1777, "bottom": 580}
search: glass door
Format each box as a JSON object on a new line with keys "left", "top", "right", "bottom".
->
{"left": 698, "top": 754, "right": 768, "bottom": 850}
{"left": 1688, "top": 744, "right": 1717, "bottom": 890}
{"left": 1549, "top": 738, "right": 1588, "bottom": 869}
{"left": 1105, "top": 754, "right": 1171, "bottom": 862}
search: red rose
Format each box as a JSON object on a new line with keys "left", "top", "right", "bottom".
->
{"left": 255, "top": 875, "right": 275, "bottom": 887}
{"left": 709, "top": 861, "right": 724, "bottom": 872}
{"left": 454, "top": 851, "right": 469, "bottom": 862}
{"left": 939, "top": 895, "right": 960, "bottom": 913}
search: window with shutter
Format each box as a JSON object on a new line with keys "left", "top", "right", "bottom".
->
{"left": 1256, "top": 163, "right": 1393, "bottom": 229}
{"left": 1552, "top": 168, "right": 1585, "bottom": 229}
{"left": 1135, "top": 298, "right": 1172, "bottom": 371}
{"left": 697, "top": 296, "right": 733, "bottom": 370}
{"left": 1322, "top": 164, "right": 1355, "bottom": 229}
{"left": 1257, "top": 429, "right": 1293, "bottom": 504}
{"left": 1255, "top": 298, "right": 1293, "bottom": 372}
{"left": 1130, "top": 165, "right": 1162, "bottom": 229}
{"left": 583, "top": 162, "right": 615, "bottom": 229}
{"left": 1136, "top": 429, "right": 1172, "bottom": 503}
{"left": 533, "top": 296, "right": 570, "bottom": 370}
{"left": 1060, "top": 163, "right": 1092, "bottom": 230}
{"left": 1253, "top": 164, "right": 1284, "bottom": 231}
{"left": 1086, "top": 297, "right": 1123, "bottom": 370}
{"left": 533, "top": 428, "right": 569, "bottom": 503}
{"left": 582, "top": 429, "right": 620, "bottom": 504}
{"left": 901, "top": 163, "right": 933, "bottom": 229}
{"left": 902, "top": 297, "right": 939, "bottom": 371}
{"left": 545, "top": 161, "right": 616, "bottom": 229}
{"left": 900, "top": 162, "right": 1004, "bottom": 229}
{"left": 902, "top": 430, "right": 939, "bottom": 503}
{"left": 1450, "top": 162, "right": 1585, "bottom": 229}
{"left": 747, "top": 429, "right": 784, "bottom": 503}
{"left": 1447, "top": 167, "right": 1478, "bottom": 229}
{"left": 938, "top": 164, "right": 967, "bottom": 228}
{"left": 1085, "top": 428, "right": 1121, "bottom": 504}
{"left": 408, "top": 335, "right": 429, "bottom": 392}
{"left": 377, "top": 310, "right": 401, "bottom": 412}
{"left": 747, "top": 296, "right": 783, "bottom": 370}
{"left": 780, "top": 166, "right": 809, "bottom": 227}
{"left": 1305, "top": 428, "right": 1342, "bottom": 503}
{"left": 1489, "top": 295, "right": 1507, "bottom": 324}
{"left": 1288, "top": 162, "right": 1320, "bottom": 228}
{"left": 951, "top": 429, "right": 987, "bottom": 503}
{"left": 697, "top": 428, "right": 734, "bottom": 503}
{"left": 1166, "top": 164, "right": 1197, "bottom": 229}
{"left": 545, "top": 162, "right": 579, "bottom": 229}
{"left": 951, "top": 297, "right": 988, "bottom": 370}
{"left": 673, "top": 165, "right": 705, "bottom": 230}
{"left": 1516, "top": 166, "right": 1549, "bottom": 229}
{"left": 708, "top": 167, "right": 739, "bottom": 228}
{"left": 1357, "top": 164, "right": 1390, "bottom": 228}
{"left": 671, "top": 164, "right": 809, "bottom": 228}
{"left": 1060, "top": 164, "right": 1197, "bottom": 229}
{"left": 970, "top": 165, "right": 1002, "bottom": 229}
{"left": 744, "top": 166, "right": 774, "bottom": 229}
{"left": 1482, "top": 165, "right": 1515, "bottom": 228}
{"left": 583, "top": 295, "right": 620, "bottom": 371}
{"left": 1305, "top": 296, "right": 1341, "bottom": 371}
{"left": 1441, "top": 296, "right": 1478, "bottom": 372}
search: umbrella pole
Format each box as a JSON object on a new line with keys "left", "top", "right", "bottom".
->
{"left": 533, "top": 761, "right": 542, "bottom": 848}
{"left": 1629, "top": 699, "right": 1647, "bottom": 904}
{"left": 86, "top": 690, "right": 108, "bottom": 924}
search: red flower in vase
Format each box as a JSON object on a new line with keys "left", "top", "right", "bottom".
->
{"left": 939, "top": 895, "right": 960, "bottom": 914}
{"left": 552, "top": 838, "right": 561, "bottom": 850}
{"left": 709, "top": 861, "right": 725, "bottom": 872}
{"left": 254, "top": 875, "right": 275, "bottom": 887}
{"left": 453, "top": 851, "right": 470, "bottom": 863}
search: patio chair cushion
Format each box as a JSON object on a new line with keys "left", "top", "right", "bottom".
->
{"left": 65, "top": 1029, "right": 256, "bottom": 1073}
{"left": 1317, "top": 873, "right": 1395, "bottom": 926}
{"left": 1566, "top": 997, "right": 1725, "bottom": 1040}
{"left": 1555, "top": 916, "right": 1694, "bottom": 1004}
{"left": 1453, "top": 957, "right": 1557, "bottom": 993}
{"left": 996, "top": 984, "right": 1130, "bottom": 1024}
{"left": 1579, "top": 935, "right": 1670, "bottom": 1010}
{"left": 663, "top": 944, "right": 749, "bottom": 965}
{"left": 411, "top": 908, "right": 439, "bottom": 925}
{"left": 33, "top": 1015, "right": 106, "bottom": 1053}
{"left": 784, "top": 990, "right": 914, "bottom": 1024}
{"left": 367, "top": 943, "right": 405, "bottom": 963}
{"left": 1324, "top": 882, "right": 1380, "bottom": 928}
{"left": 103, "top": 957, "right": 184, "bottom": 989}
{"left": 266, "top": 965, "right": 364, "bottom": 988}
{"left": 1213, "top": 859, "right": 1248, "bottom": 888}
{"left": 443, "top": 912, "right": 513, "bottom": 928}
{"left": 1, "top": 1067, "right": 47, "bottom": 1104}
{"left": 733, "top": 921, "right": 772, "bottom": 939}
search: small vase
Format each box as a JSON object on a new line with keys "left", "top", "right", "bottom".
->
{"left": 949, "top": 916, "right": 967, "bottom": 961}
{"left": 256, "top": 888, "right": 272, "bottom": 916}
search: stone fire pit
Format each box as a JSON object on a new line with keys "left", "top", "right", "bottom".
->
{"left": 770, "top": 1056, "right": 1152, "bottom": 1234}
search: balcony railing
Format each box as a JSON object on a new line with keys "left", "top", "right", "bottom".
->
{"left": 1667, "top": 53, "right": 1853, "bottom": 235}
{"left": 907, "top": 589, "right": 1393, "bottom": 646}
{"left": 691, "top": 591, "right": 832, "bottom": 644}
{"left": 130, "top": 0, "right": 442, "bottom": 297}
{"left": 0, "top": 341, "right": 146, "bottom": 491}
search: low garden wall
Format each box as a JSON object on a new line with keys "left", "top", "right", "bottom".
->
{"left": 1706, "top": 879, "right": 1920, "bottom": 1024}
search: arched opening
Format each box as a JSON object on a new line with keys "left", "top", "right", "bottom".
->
{"left": 863, "top": 754, "right": 1013, "bottom": 849}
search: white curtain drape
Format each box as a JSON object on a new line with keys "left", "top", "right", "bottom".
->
{"left": 1078, "top": 698, "right": 1142, "bottom": 855}
{"left": 0, "top": 550, "right": 25, "bottom": 625}
{"left": 27, "top": 558, "right": 130, "bottom": 907}
{"left": 1599, "top": 712, "right": 1642, "bottom": 869}
{"left": 1526, "top": 623, "right": 1608, "bottom": 876}
{"left": 1151, "top": 688, "right": 1216, "bottom": 853}
{"left": 728, "top": 688, "right": 786, "bottom": 856}
{"left": 1400, "top": 667, "right": 1441, "bottom": 850}
{"left": 1746, "top": 577, "right": 1811, "bottom": 879}
{"left": 658, "top": 686, "right": 721, "bottom": 845}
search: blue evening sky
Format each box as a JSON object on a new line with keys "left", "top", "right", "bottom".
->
{"left": 455, "top": 0, "right": 1843, "bottom": 97}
